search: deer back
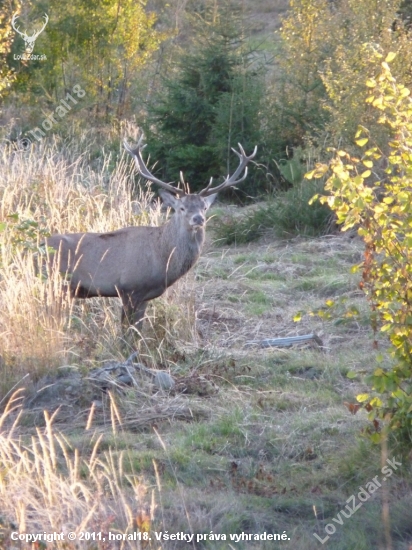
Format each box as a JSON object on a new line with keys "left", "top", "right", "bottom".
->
{"left": 45, "top": 192, "right": 214, "bottom": 301}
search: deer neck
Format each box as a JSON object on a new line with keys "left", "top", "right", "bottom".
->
{"left": 161, "top": 217, "right": 205, "bottom": 283}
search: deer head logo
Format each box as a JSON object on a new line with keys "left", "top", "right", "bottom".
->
{"left": 11, "top": 13, "right": 48, "bottom": 54}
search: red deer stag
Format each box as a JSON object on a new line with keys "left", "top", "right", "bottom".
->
{"left": 45, "top": 136, "right": 257, "bottom": 330}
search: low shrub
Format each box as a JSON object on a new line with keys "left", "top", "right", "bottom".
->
{"left": 212, "top": 179, "right": 333, "bottom": 245}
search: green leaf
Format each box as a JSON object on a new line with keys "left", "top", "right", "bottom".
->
{"left": 346, "top": 371, "right": 358, "bottom": 379}
{"left": 392, "top": 389, "right": 405, "bottom": 399}
{"left": 370, "top": 433, "right": 382, "bottom": 444}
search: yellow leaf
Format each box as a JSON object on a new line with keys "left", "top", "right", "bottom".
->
{"left": 385, "top": 52, "right": 396, "bottom": 63}
{"left": 357, "top": 393, "right": 370, "bottom": 403}
{"left": 363, "top": 160, "right": 373, "bottom": 168}
{"left": 370, "top": 396, "right": 383, "bottom": 407}
{"left": 381, "top": 61, "right": 390, "bottom": 71}
{"left": 136, "top": 510, "right": 151, "bottom": 534}
{"left": 366, "top": 79, "right": 376, "bottom": 88}
{"left": 361, "top": 170, "right": 371, "bottom": 178}
{"left": 355, "top": 138, "right": 369, "bottom": 147}
{"left": 372, "top": 96, "right": 384, "bottom": 108}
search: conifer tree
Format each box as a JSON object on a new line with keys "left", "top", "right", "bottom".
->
{"left": 144, "top": 7, "right": 264, "bottom": 196}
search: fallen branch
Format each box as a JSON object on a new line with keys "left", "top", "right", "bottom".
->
{"left": 245, "top": 333, "right": 323, "bottom": 349}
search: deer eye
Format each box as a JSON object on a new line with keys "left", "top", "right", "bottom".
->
{"left": 180, "top": 206, "right": 185, "bottom": 212}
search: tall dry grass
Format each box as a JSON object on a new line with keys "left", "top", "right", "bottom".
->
{"left": 0, "top": 135, "right": 197, "bottom": 393}
{"left": 0, "top": 390, "right": 156, "bottom": 549}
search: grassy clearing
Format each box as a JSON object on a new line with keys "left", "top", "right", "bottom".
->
{"left": 0, "top": 141, "right": 410, "bottom": 549}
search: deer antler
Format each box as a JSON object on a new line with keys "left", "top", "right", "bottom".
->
{"left": 123, "top": 134, "right": 186, "bottom": 197}
{"left": 11, "top": 13, "right": 27, "bottom": 39}
{"left": 199, "top": 144, "right": 258, "bottom": 197}
{"left": 31, "top": 14, "right": 49, "bottom": 40}
{"left": 124, "top": 136, "right": 186, "bottom": 197}
{"left": 125, "top": 135, "right": 257, "bottom": 197}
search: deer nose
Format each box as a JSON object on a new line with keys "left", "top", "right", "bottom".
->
{"left": 192, "top": 214, "right": 205, "bottom": 226}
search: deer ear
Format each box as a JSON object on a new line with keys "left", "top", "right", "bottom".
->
{"left": 159, "top": 190, "right": 180, "bottom": 209}
{"left": 204, "top": 193, "right": 217, "bottom": 209}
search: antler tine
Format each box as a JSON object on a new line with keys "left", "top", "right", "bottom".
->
{"left": 11, "top": 14, "right": 24, "bottom": 36}
{"left": 124, "top": 136, "right": 185, "bottom": 197}
{"left": 201, "top": 176, "right": 215, "bottom": 195}
{"left": 199, "top": 144, "right": 258, "bottom": 197}
{"left": 34, "top": 13, "right": 49, "bottom": 36}
{"left": 180, "top": 171, "right": 191, "bottom": 194}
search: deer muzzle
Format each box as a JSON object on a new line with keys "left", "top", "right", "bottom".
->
{"left": 191, "top": 214, "right": 205, "bottom": 228}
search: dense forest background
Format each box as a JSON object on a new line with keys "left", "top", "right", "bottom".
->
{"left": 2, "top": 0, "right": 412, "bottom": 201}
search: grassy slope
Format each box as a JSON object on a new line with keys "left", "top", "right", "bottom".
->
{"left": 0, "top": 142, "right": 410, "bottom": 548}
{"left": 62, "top": 229, "right": 410, "bottom": 549}
{"left": 126, "top": 230, "right": 411, "bottom": 550}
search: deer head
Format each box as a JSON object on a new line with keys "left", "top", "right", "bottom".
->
{"left": 11, "top": 13, "right": 48, "bottom": 54}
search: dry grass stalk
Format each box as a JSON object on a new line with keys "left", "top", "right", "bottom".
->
{"left": 0, "top": 391, "right": 156, "bottom": 549}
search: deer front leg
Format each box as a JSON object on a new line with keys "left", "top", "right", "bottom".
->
{"left": 121, "top": 293, "right": 148, "bottom": 331}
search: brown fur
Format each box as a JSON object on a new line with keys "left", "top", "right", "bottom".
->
{"left": 45, "top": 191, "right": 215, "bottom": 328}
